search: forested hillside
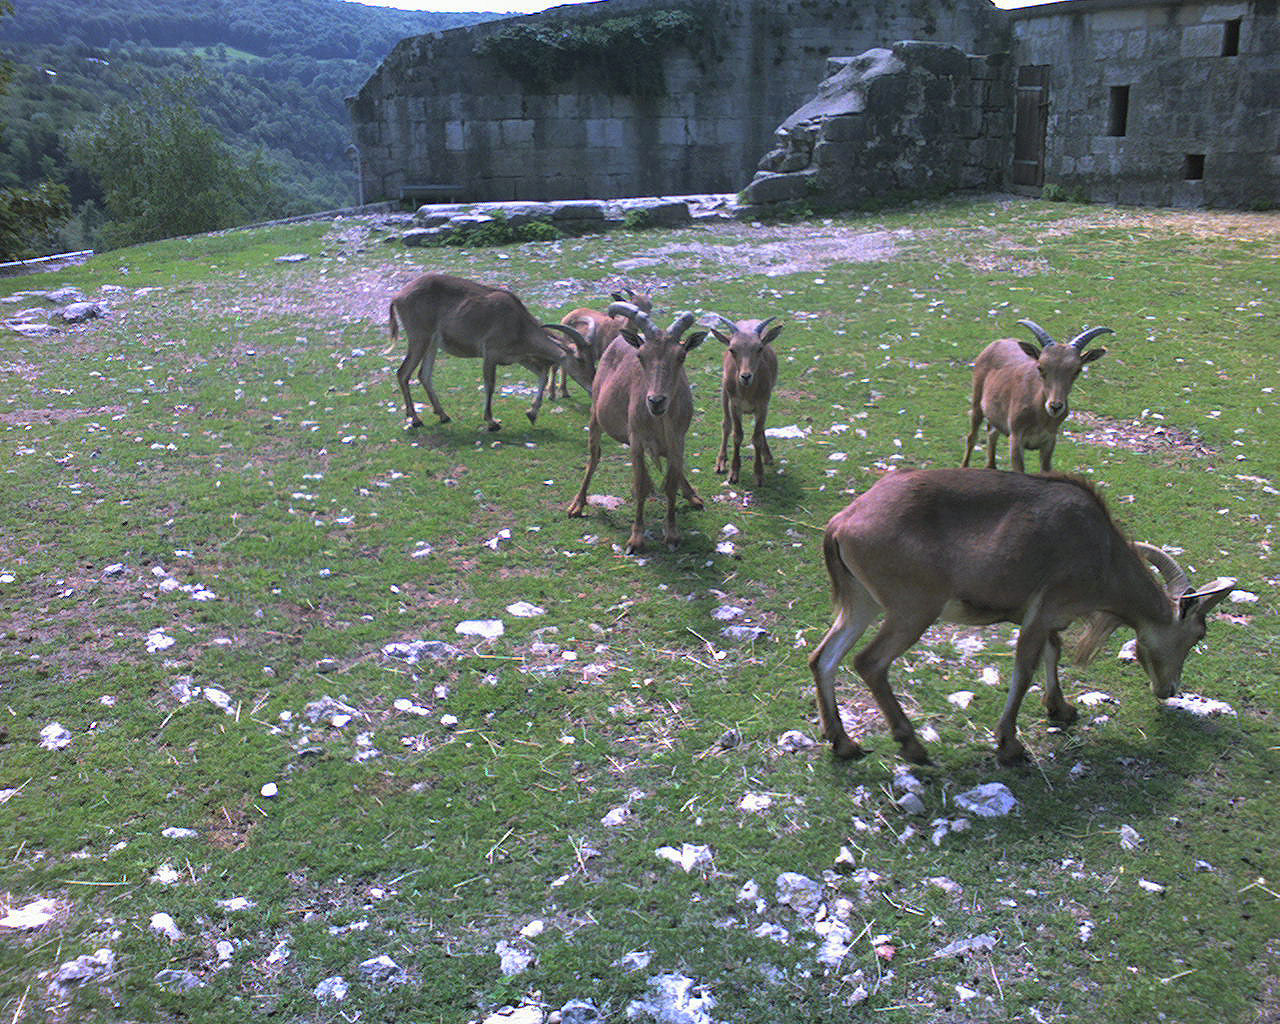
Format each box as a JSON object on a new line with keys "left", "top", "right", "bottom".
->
{"left": 0, "top": 0, "right": 499, "bottom": 248}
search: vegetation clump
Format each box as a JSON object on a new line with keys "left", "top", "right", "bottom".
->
{"left": 474, "top": 8, "right": 708, "bottom": 97}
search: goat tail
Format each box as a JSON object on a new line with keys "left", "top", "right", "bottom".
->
{"left": 821, "top": 526, "right": 858, "bottom": 612}
{"left": 389, "top": 300, "right": 399, "bottom": 342}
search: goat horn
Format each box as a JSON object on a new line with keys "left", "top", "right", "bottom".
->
{"left": 1068, "top": 326, "right": 1114, "bottom": 351}
{"left": 667, "top": 312, "right": 696, "bottom": 339}
{"left": 542, "top": 322, "right": 589, "bottom": 350}
{"left": 608, "top": 301, "right": 658, "bottom": 341}
{"left": 705, "top": 313, "right": 739, "bottom": 333}
{"left": 1133, "top": 542, "right": 1191, "bottom": 598}
{"left": 1017, "top": 319, "right": 1057, "bottom": 348}
{"left": 755, "top": 317, "right": 777, "bottom": 336}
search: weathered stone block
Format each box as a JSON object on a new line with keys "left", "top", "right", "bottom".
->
{"left": 740, "top": 171, "right": 815, "bottom": 205}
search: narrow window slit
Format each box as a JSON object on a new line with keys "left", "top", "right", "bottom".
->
{"left": 1184, "top": 154, "right": 1205, "bottom": 181}
{"left": 1108, "top": 85, "right": 1130, "bottom": 137}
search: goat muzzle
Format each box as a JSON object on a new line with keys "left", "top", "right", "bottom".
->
{"left": 739, "top": 372, "right": 753, "bottom": 387}
{"left": 647, "top": 394, "right": 669, "bottom": 416}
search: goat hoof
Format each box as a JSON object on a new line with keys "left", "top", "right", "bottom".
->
{"left": 625, "top": 535, "right": 646, "bottom": 554}
{"left": 437, "top": 415, "right": 451, "bottom": 425}
{"left": 486, "top": 421, "right": 502, "bottom": 432}
{"left": 408, "top": 418, "right": 424, "bottom": 429}
{"left": 715, "top": 462, "right": 727, "bottom": 475}
{"left": 996, "top": 741, "right": 1031, "bottom": 767}
{"left": 566, "top": 502, "right": 585, "bottom": 518}
{"left": 1049, "top": 703, "right": 1079, "bottom": 727}
{"left": 830, "top": 736, "right": 865, "bottom": 760}
{"left": 900, "top": 738, "right": 932, "bottom": 765}
{"left": 688, "top": 496, "right": 704, "bottom": 510}
{"left": 526, "top": 411, "right": 538, "bottom": 425}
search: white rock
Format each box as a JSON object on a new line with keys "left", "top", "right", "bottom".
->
{"left": 52, "top": 948, "right": 115, "bottom": 986}
{"left": 720, "top": 523, "right": 740, "bottom": 537}
{"left": 777, "top": 730, "right": 815, "bottom": 752}
{"left": 456, "top": 618, "right": 504, "bottom": 639}
{"left": 0, "top": 897, "right": 59, "bottom": 930}
{"left": 955, "top": 782, "right": 1018, "bottom": 818}
{"left": 149, "top": 912, "right": 183, "bottom": 941}
{"left": 1118, "top": 824, "right": 1142, "bottom": 850}
{"left": 216, "top": 940, "right": 235, "bottom": 962}
{"left": 161, "top": 827, "right": 199, "bottom": 839}
{"left": 484, "top": 528, "right": 512, "bottom": 550}
{"left": 314, "top": 976, "right": 348, "bottom": 1003}
{"left": 1138, "top": 878, "right": 1166, "bottom": 893}
{"left": 519, "top": 919, "right": 545, "bottom": 939}
{"left": 506, "top": 601, "right": 545, "bottom": 618}
{"left": 655, "top": 843, "right": 714, "bottom": 873}
{"left": 203, "top": 687, "right": 234, "bottom": 712}
{"left": 216, "top": 897, "right": 256, "bottom": 912}
{"left": 145, "top": 630, "right": 176, "bottom": 653}
{"left": 892, "top": 769, "right": 924, "bottom": 794}
{"left": 495, "top": 939, "right": 535, "bottom": 976}
{"left": 955, "top": 983, "right": 980, "bottom": 1002}
{"left": 775, "top": 872, "right": 823, "bottom": 915}
{"left": 753, "top": 922, "right": 791, "bottom": 943}
{"left": 40, "top": 722, "right": 72, "bottom": 750}
{"left": 482, "top": 1006, "right": 544, "bottom": 1024}
{"left": 897, "top": 792, "right": 926, "bottom": 816}
{"left": 1077, "top": 691, "right": 1115, "bottom": 707}
{"left": 711, "top": 604, "right": 744, "bottom": 621}
{"left": 934, "top": 933, "right": 997, "bottom": 958}
{"left": 265, "top": 939, "right": 290, "bottom": 964}
{"left": 946, "top": 690, "right": 975, "bottom": 710}
{"left": 1165, "top": 694, "right": 1235, "bottom": 717}
{"left": 393, "top": 698, "right": 431, "bottom": 716}
{"left": 1228, "top": 589, "right": 1258, "bottom": 603}
{"left": 738, "top": 792, "right": 773, "bottom": 813}
{"left": 1079, "top": 919, "right": 1096, "bottom": 943}
{"left": 615, "top": 949, "right": 654, "bottom": 972}
{"left": 764, "top": 424, "right": 808, "bottom": 439}
{"left": 260, "top": 783, "right": 278, "bottom": 798}
{"left": 625, "top": 973, "right": 717, "bottom": 1024}
{"left": 601, "top": 805, "right": 631, "bottom": 827}
{"left": 1118, "top": 637, "right": 1138, "bottom": 662}
{"left": 979, "top": 666, "right": 1001, "bottom": 687}
{"left": 440, "top": 714, "right": 459, "bottom": 728}
{"left": 151, "top": 863, "right": 182, "bottom": 885}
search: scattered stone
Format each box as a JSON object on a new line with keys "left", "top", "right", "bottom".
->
{"left": 202, "top": 687, "right": 234, "bottom": 713}
{"left": 816, "top": 917, "right": 855, "bottom": 966}
{"left": 265, "top": 940, "right": 290, "bottom": 965}
{"left": 777, "top": 730, "right": 815, "bottom": 752}
{"left": 260, "top": 782, "right": 279, "bottom": 798}
{"left": 52, "top": 949, "right": 115, "bottom": 988}
{"left": 382, "top": 639, "right": 460, "bottom": 663}
{"left": 896, "top": 792, "right": 926, "bottom": 816}
{"left": 1077, "top": 691, "right": 1116, "bottom": 707}
{"left": 934, "top": 933, "right": 997, "bottom": 958}
{"left": 715, "top": 729, "right": 741, "bottom": 751}
{"left": 520, "top": 919, "right": 545, "bottom": 940}
{"left": 496, "top": 940, "right": 535, "bottom": 976}
{"left": 314, "top": 975, "right": 348, "bottom": 1003}
{"left": 216, "top": 897, "right": 256, "bottom": 912}
{"left": 738, "top": 792, "right": 773, "bottom": 813}
{"left": 102, "top": 563, "right": 127, "bottom": 578}
{"left": 711, "top": 604, "right": 744, "bottom": 621}
{"left": 753, "top": 922, "right": 791, "bottom": 943}
{"left": 1165, "top": 694, "right": 1235, "bottom": 717}
{"left": 456, "top": 618, "right": 505, "bottom": 639}
{"left": 626, "top": 973, "right": 718, "bottom": 1024}
{"left": 929, "top": 817, "right": 970, "bottom": 845}
{"left": 1119, "top": 824, "right": 1142, "bottom": 850}
{"left": 0, "top": 898, "right": 58, "bottom": 930}
{"left": 393, "top": 698, "right": 431, "bottom": 716}
{"left": 359, "top": 954, "right": 407, "bottom": 987}
{"left": 764, "top": 424, "right": 807, "bottom": 439}
{"left": 560, "top": 998, "right": 604, "bottom": 1024}
{"left": 946, "top": 690, "right": 975, "bottom": 710}
{"left": 275, "top": 253, "right": 310, "bottom": 263}
{"left": 303, "top": 696, "right": 356, "bottom": 723}
{"left": 56, "top": 301, "right": 102, "bottom": 323}
{"left": 892, "top": 769, "right": 924, "bottom": 795}
{"left": 315, "top": 658, "right": 339, "bottom": 673}
{"left": 39, "top": 722, "right": 72, "bottom": 750}
{"left": 926, "top": 876, "right": 963, "bottom": 896}
{"left": 1228, "top": 589, "right": 1258, "bottom": 604}
{"left": 216, "top": 940, "right": 235, "bottom": 962}
{"left": 154, "top": 968, "right": 202, "bottom": 991}
{"left": 775, "top": 872, "right": 823, "bottom": 916}
{"left": 149, "top": 912, "right": 183, "bottom": 941}
{"left": 506, "top": 601, "right": 545, "bottom": 617}
{"left": 833, "top": 847, "right": 857, "bottom": 873}
{"left": 151, "top": 863, "right": 182, "bottom": 885}
{"left": 955, "top": 782, "right": 1018, "bottom": 818}
{"left": 1079, "top": 919, "right": 1096, "bottom": 943}
{"left": 656, "top": 843, "right": 714, "bottom": 873}
{"left": 161, "top": 826, "right": 199, "bottom": 839}
{"left": 721, "top": 624, "right": 766, "bottom": 641}
{"left": 1118, "top": 638, "right": 1138, "bottom": 662}
{"left": 482, "top": 1006, "right": 544, "bottom": 1024}
{"left": 1195, "top": 859, "right": 1215, "bottom": 872}
{"left": 145, "top": 630, "right": 176, "bottom": 653}
{"left": 616, "top": 949, "right": 654, "bottom": 972}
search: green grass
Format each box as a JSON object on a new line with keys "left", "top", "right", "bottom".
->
{"left": 0, "top": 199, "right": 1277, "bottom": 1023}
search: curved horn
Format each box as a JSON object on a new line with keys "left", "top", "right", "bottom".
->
{"left": 754, "top": 316, "right": 777, "bottom": 336}
{"left": 608, "top": 301, "right": 658, "bottom": 341}
{"left": 1133, "top": 542, "right": 1191, "bottom": 598}
{"left": 705, "top": 313, "right": 740, "bottom": 333}
{"left": 1017, "top": 319, "right": 1057, "bottom": 348}
{"left": 667, "top": 311, "right": 696, "bottom": 340}
{"left": 1068, "top": 326, "right": 1114, "bottom": 351}
{"left": 542, "top": 322, "right": 589, "bottom": 351}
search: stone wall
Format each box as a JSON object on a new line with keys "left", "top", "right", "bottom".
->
{"left": 738, "top": 42, "right": 1012, "bottom": 213}
{"left": 1009, "top": 0, "right": 1280, "bottom": 208}
{"left": 346, "top": 0, "right": 1007, "bottom": 203}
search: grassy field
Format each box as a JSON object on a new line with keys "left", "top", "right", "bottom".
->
{"left": 0, "top": 198, "right": 1276, "bottom": 1023}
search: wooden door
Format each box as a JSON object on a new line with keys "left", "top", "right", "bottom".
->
{"left": 1012, "top": 65, "right": 1050, "bottom": 188}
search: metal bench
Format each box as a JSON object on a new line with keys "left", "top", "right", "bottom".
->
{"left": 399, "top": 184, "right": 464, "bottom": 204}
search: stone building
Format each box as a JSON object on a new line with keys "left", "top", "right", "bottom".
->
{"left": 347, "top": 0, "right": 1278, "bottom": 211}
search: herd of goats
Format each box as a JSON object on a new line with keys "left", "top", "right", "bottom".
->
{"left": 388, "top": 272, "right": 1236, "bottom": 766}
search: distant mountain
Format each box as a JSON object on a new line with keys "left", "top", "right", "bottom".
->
{"left": 0, "top": 0, "right": 504, "bottom": 245}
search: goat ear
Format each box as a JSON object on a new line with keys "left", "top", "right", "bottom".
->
{"left": 710, "top": 328, "right": 730, "bottom": 347}
{"left": 1017, "top": 341, "right": 1041, "bottom": 360}
{"left": 1081, "top": 347, "right": 1106, "bottom": 364}
{"left": 620, "top": 328, "right": 644, "bottom": 349}
{"left": 683, "top": 331, "right": 707, "bottom": 352}
{"left": 1178, "top": 577, "right": 1236, "bottom": 620}
{"left": 761, "top": 324, "right": 783, "bottom": 345}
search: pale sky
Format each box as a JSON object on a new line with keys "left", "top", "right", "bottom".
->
{"left": 349, "top": 0, "right": 1054, "bottom": 12}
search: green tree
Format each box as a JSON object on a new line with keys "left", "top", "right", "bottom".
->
{"left": 71, "top": 72, "right": 283, "bottom": 249}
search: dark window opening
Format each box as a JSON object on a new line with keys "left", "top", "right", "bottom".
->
{"left": 1222, "top": 19, "right": 1241, "bottom": 56}
{"left": 1184, "top": 153, "right": 1206, "bottom": 180}
{"left": 1108, "top": 85, "right": 1130, "bottom": 137}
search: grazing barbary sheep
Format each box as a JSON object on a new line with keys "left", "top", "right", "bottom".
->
{"left": 708, "top": 314, "right": 782, "bottom": 486}
{"left": 390, "top": 273, "right": 593, "bottom": 431}
{"left": 567, "top": 302, "right": 707, "bottom": 554}
{"left": 962, "top": 319, "right": 1112, "bottom": 473}
{"left": 552, "top": 289, "right": 653, "bottom": 398}
{"left": 809, "top": 468, "right": 1234, "bottom": 765}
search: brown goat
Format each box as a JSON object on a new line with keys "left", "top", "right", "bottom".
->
{"left": 390, "top": 273, "right": 593, "bottom": 431}
{"left": 962, "top": 319, "right": 1111, "bottom": 472}
{"left": 810, "top": 468, "right": 1234, "bottom": 765}
{"left": 708, "top": 315, "right": 782, "bottom": 486}
{"left": 551, "top": 289, "right": 653, "bottom": 399}
{"left": 567, "top": 303, "right": 707, "bottom": 554}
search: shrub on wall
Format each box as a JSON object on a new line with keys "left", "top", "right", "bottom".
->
{"left": 473, "top": 8, "right": 709, "bottom": 97}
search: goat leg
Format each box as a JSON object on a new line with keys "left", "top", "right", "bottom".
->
{"left": 1040, "top": 630, "right": 1078, "bottom": 725}
{"left": 995, "top": 623, "right": 1049, "bottom": 765}
{"left": 567, "top": 422, "right": 603, "bottom": 518}
{"left": 417, "top": 337, "right": 450, "bottom": 425}
{"left": 853, "top": 613, "right": 935, "bottom": 765}
{"left": 627, "top": 447, "right": 654, "bottom": 554}
{"left": 481, "top": 358, "right": 502, "bottom": 432}
{"left": 715, "top": 397, "right": 732, "bottom": 476}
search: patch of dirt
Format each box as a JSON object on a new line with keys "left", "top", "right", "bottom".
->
{"left": 0, "top": 405, "right": 127, "bottom": 425}
{"left": 1064, "top": 411, "right": 1219, "bottom": 456}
